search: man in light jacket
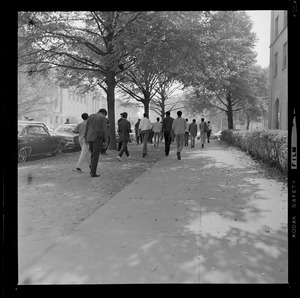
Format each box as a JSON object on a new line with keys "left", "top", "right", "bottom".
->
{"left": 172, "top": 111, "right": 186, "bottom": 160}
{"left": 139, "top": 113, "right": 152, "bottom": 157}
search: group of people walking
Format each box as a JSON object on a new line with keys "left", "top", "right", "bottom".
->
{"left": 72, "top": 108, "right": 212, "bottom": 177}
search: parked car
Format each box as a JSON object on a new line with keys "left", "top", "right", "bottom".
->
{"left": 212, "top": 130, "right": 222, "bottom": 140}
{"left": 18, "top": 121, "right": 67, "bottom": 163}
{"left": 18, "top": 120, "right": 53, "bottom": 134}
{"left": 53, "top": 124, "right": 80, "bottom": 150}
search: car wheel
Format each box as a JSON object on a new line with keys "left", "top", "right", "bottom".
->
{"left": 52, "top": 143, "right": 63, "bottom": 156}
{"left": 18, "top": 149, "right": 28, "bottom": 163}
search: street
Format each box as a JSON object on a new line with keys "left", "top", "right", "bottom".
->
{"left": 18, "top": 139, "right": 288, "bottom": 284}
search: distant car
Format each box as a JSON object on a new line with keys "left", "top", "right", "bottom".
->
{"left": 212, "top": 130, "right": 222, "bottom": 140}
{"left": 53, "top": 124, "right": 80, "bottom": 150}
{"left": 18, "top": 121, "right": 66, "bottom": 163}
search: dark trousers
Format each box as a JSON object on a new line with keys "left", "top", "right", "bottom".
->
{"left": 185, "top": 132, "right": 189, "bottom": 146}
{"left": 164, "top": 131, "right": 172, "bottom": 155}
{"left": 101, "top": 134, "right": 110, "bottom": 154}
{"left": 118, "top": 141, "right": 129, "bottom": 157}
{"left": 207, "top": 131, "right": 211, "bottom": 143}
{"left": 88, "top": 136, "right": 103, "bottom": 175}
{"left": 117, "top": 140, "right": 122, "bottom": 151}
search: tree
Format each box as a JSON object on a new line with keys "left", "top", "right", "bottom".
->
{"left": 235, "top": 66, "right": 269, "bottom": 129}
{"left": 150, "top": 79, "right": 185, "bottom": 120}
{"left": 18, "top": 66, "right": 56, "bottom": 118}
{"left": 116, "top": 11, "right": 214, "bottom": 117}
{"left": 18, "top": 11, "right": 144, "bottom": 149}
{"left": 183, "top": 11, "right": 257, "bottom": 128}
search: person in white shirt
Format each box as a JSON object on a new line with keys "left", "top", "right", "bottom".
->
{"left": 198, "top": 118, "right": 207, "bottom": 148}
{"left": 172, "top": 111, "right": 187, "bottom": 160}
{"left": 73, "top": 113, "right": 90, "bottom": 173}
{"left": 139, "top": 113, "right": 152, "bottom": 157}
{"left": 152, "top": 117, "right": 162, "bottom": 147}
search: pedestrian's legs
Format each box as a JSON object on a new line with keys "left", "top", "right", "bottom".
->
{"left": 175, "top": 134, "right": 180, "bottom": 153}
{"left": 179, "top": 134, "right": 184, "bottom": 153}
{"left": 201, "top": 133, "right": 206, "bottom": 147}
{"left": 135, "top": 132, "right": 139, "bottom": 144}
{"left": 119, "top": 140, "right": 129, "bottom": 157}
{"left": 185, "top": 132, "right": 189, "bottom": 146}
{"left": 89, "top": 136, "right": 102, "bottom": 175}
{"left": 164, "top": 131, "right": 170, "bottom": 155}
{"left": 76, "top": 140, "right": 90, "bottom": 169}
{"left": 191, "top": 135, "right": 195, "bottom": 147}
{"left": 141, "top": 130, "right": 149, "bottom": 156}
{"left": 117, "top": 140, "right": 122, "bottom": 151}
{"left": 154, "top": 132, "right": 159, "bottom": 147}
{"left": 207, "top": 131, "right": 210, "bottom": 143}
{"left": 124, "top": 141, "right": 129, "bottom": 157}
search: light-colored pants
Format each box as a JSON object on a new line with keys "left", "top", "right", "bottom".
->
{"left": 200, "top": 132, "right": 207, "bottom": 145}
{"left": 154, "top": 132, "right": 160, "bottom": 146}
{"left": 175, "top": 134, "right": 185, "bottom": 153}
{"left": 76, "top": 138, "right": 90, "bottom": 169}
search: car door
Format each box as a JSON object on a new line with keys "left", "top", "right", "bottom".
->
{"left": 27, "top": 125, "right": 43, "bottom": 155}
{"left": 35, "top": 126, "right": 57, "bottom": 153}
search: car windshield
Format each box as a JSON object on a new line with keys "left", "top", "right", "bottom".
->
{"left": 55, "top": 125, "right": 76, "bottom": 133}
{"left": 18, "top": 124, "right": 26, "bottom": 136}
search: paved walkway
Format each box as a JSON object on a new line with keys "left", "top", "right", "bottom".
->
{"left": 19, "top": 140, "right": 288, "bottom": 284}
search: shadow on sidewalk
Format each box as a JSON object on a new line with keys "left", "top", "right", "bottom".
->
{"left": 20, "top": 142, "right": 288, "bottom": 284}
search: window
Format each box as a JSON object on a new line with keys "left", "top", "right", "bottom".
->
{"left": 275, "top": 16, "right": 279, "bottom": 38}
{"left": 28, "top": 125, "right": 49, "bottom": 135}
{"left": 274, "top": 52, "right": 278, "bottom": 76}
{"left": 282, "top": 42, "right": 287, "bottom": 69}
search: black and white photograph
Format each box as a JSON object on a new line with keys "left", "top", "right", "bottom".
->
{"left": 4, "top": 8, "right": 297, "bottom": 294}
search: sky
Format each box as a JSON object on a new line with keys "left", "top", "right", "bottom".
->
{"left": 246, "top": 10, "right": 271, "bottom": 68}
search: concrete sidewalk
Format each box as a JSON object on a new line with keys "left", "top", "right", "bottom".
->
{"left": 19, "top": 140, "right": 288, "bottom": 284}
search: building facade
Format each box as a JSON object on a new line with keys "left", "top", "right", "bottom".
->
{"left": 268, "top": 10, "right": 288, "bottom": 130}
{"left": 19, "top": 85, "right": 141, "bottom": 129}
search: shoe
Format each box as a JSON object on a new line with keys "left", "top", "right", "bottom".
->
{"left": 178, "top": 153, "right": 181, "bottom": 160}
{"left": 117, "top": 156, "right": 122, "bottom": 161}
{"left": 91, "top": 173, "right": 100, "bottom": 177}
{"left": 76, "top": 167, "right": 83, "bottom": 173}
{"left": 143, "top": 153, "right": 146, "bottom": 158}
{"left": 202, "top": 144, "right": 204, "bottom": 148}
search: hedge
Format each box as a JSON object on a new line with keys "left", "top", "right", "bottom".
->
{"left": 220, "top": 129, "right": 288, "bottom": 173}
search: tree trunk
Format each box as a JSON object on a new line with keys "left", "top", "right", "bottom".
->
{"left": 226, "top": 92, "right": 234, "bottom": 129}
{"left": 106, "top": 71, "right": 117, "bottom": 150}
{"left": 143, "top": 91, "right": 151, "bottom": 117}
{"left": 143, "top": 101, "right": 149, "bottom": 117}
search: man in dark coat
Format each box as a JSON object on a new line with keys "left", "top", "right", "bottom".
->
{"left": 162, "top": 111, "right": 174, "bottom": 156}
{"left": 117, "top": 112, "right": 132, "bottom": 161}
{"left": 84, "top": 108, "right": 108, "bottom": 177}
